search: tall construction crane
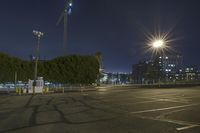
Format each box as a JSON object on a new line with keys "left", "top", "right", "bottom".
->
{"left": 56, "top": 0, "right": 73, "bottom": 53}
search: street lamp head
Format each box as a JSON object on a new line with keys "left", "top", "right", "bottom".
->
{"left": 33, "top": 30, "right": 44, "bottom": 38}
{"left": 152, "top": 39, "right": 165, "bottom": 49}
{"left": 145, "top": 28, "right": 177, "bottom": 57}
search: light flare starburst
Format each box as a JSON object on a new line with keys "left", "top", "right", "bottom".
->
{"left": 145, "top": 29, "right": 176, "bottom": 56}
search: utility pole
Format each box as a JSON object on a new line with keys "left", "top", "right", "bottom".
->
{"left": 14, "top": 71, "right": 17, "bottom": 94}
{"left": 56, "top": 0, "right": 73, "bottom": 53}
{"left": 33, "top": 30, "right": 44, "bottom": 94}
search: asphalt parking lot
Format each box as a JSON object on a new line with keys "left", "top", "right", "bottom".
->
{"left": 0, "top": 86, "right": 200, "bottom": 133}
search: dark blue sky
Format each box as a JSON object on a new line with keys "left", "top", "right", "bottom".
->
{"left": 0, "top": 0, "right": 200, "bottom": 72}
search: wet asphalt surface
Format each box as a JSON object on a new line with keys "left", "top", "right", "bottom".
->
{"left": 0, "top": 86, "right": 200, "bottom": 133}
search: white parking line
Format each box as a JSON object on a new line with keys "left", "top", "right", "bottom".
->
{"left": 176, "top": 125, "right": 200, "bottom": 131}
{"left": 156, "top": 109, "right": 186, "bottom": 119}
{"left": 124, "top": 100, "right": 160, "bottom": 105}
{"left": 133, "top": 115, "right": 200, "bottom": 131}
{"left": 128, "top": 103, "right": 200, "bottom": 131}
{"left": 135, "top": 97, "right": 189, "bottom": 104}
{"left": 130, "top": 103, "right": 200, "bottom": 114}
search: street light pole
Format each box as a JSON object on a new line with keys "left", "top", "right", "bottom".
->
{"left": 33, "top": 30, "right": 44, "bottom": 94}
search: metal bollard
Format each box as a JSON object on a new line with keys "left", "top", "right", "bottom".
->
{"left": 62, "top": 87, "right": 65, "bottom": 93}
{"left": 19, "top": 88, "right": 21, "bottom": 96}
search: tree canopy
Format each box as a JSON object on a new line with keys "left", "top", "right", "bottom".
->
{"left": 0, "top": 53, "right": 99, "bottom": 84}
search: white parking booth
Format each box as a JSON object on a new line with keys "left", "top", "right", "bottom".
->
{"left": 28, "top": 77, "right": 44, "bottom": 94}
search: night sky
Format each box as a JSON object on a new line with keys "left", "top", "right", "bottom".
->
{"left": 0, "top": 0, "right": 200, "bottom": 72}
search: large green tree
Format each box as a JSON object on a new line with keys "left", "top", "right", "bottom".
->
{"left": 0, "top": 53, "right": 99, "bottom": 84}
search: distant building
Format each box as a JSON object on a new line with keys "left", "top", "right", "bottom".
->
{"left": 184, "top": 66, "right": 200, "bottom": 81}
{"left": 157, "top": 54, "right": 183, "bottom": 81}
{"left": 100, "top": 72, "right": 131, "bottom": 84}
{"left": 132, "top": 60, "right": 150, "bottom": 84}
{"left": 132, "top": 53, "right": 184, "bottom": 84}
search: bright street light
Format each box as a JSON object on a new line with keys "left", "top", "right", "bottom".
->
{"left": 152, "top": 39, "right": 165, "bottom": 49}
{"left": 145, "top": 28, "right": 176, "bottom": 56}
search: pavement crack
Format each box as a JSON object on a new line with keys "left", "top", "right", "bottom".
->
{"left": 46, "top": 97, "right": 54, "bottom": 105}
{"left": 24, "top": 95, "right": 34, "bottom": 108}
{"left": 29, "top": 105, "right": 39, "bottom": 126}
{"left": 53, "top": 104, "right": 71, "bottom": 124}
